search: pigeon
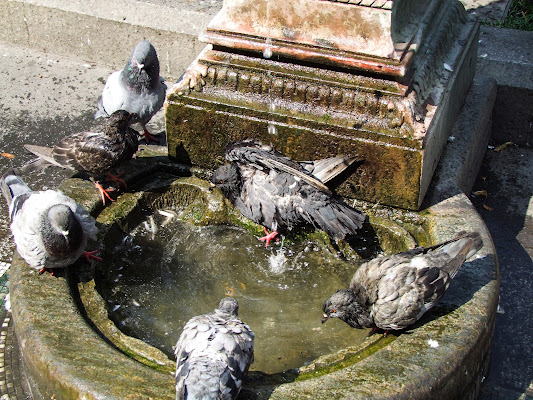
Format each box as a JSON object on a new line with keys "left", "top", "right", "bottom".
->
{"left": 174, "top": 297, "right": 254, "bottom": 400}
{"left": 22, "top": 110, "right": 139, "bottom": 204}
{"left": 1, "top": 169, "right": 99, "bottom": 274}
{"left": 322, "top": 231, "right": 483, "bottom": 333}
{"left": 211, "top": 140, "right": 366, "bottom": 245}
{"left": 95, "top": 40, "right": 167, "bottom": 144}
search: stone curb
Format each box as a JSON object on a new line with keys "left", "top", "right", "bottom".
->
{"left": 0, "top": 0, "right": 219, "bottom": 79}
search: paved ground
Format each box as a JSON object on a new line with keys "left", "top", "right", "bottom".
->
{"left": 474, "top": 147, "right": 533, "bottom": 400}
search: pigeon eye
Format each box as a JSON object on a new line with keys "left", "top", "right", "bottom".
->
{"left": 332, "top": 309, "right": 337, "bottom": 313}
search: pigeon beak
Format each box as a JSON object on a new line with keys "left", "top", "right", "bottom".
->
{"left": 321, "top": 313, "right": 330, "bottom": 324}
{"left": 209, "top": 182, "right": 216, "bottom": 191}
{"left": 133, "top": 58, "right": 144, "bottom": 70}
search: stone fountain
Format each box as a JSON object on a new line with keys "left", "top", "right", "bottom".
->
{"left": 8, "top": 0, "right": 499, "bottom": 399}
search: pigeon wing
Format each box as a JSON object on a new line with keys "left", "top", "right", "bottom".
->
{"left": 52, "top": 132, "right": 122, "bottom": 176}
{"left": 227, "top": 140, "right": 331, "bottom": 192}
{"left": 175, "top": 308, "right": 254, "bottom": 400}
{"left": 300, "top": 155, "right": 358, "bottom": 184}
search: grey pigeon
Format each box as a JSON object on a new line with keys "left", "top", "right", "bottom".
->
{"left": 22, "top": 110, "right": 139, "bottom": 204}
{"left": 211, "top": 139, "right": 366, "bottom": 245}
{"left": 95, "top": 40, "right": 167, "bottom": 144}
{"left": 174, "top": 297, "right": 255, "bottom": 400}
{"left": 1, "top": 169, "right": 99, "bottom": 273}
{"left": 322, "top": 231, "right": 483, "bottom": 333}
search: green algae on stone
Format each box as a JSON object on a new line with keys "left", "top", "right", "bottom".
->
{"left": 77, "top": 280, "right": 175, "bottom": 373}
{"left": 58, "top": 177, "right": 102, "bottom": 213}
{"left": 296, "top": 334, "right": 397, "bottom": 381}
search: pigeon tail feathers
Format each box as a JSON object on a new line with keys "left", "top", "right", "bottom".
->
{"left": 312, "top": 200, "right": 367, "bottom": 240}
{"left": 432, "top": 231, "right": 483, "bottom": 277}
{"left": 94, "top": 95, "right": 108, "bottom": 119}
{"left": 302, "top": 155, "right": 358, "bottom": 184}
{"left": 1, "top": 169, "right": 31, "bottom": 205}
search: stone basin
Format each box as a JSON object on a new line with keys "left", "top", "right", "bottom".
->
{"left": 8, "top": 146, "right": 498, "bottom": 399}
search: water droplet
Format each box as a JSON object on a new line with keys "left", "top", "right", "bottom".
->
{"left": 263, "top": 38, "right": 273, "bottom": 59}
{"left": 268, "top": 249, "right": 288, "bottom": 274}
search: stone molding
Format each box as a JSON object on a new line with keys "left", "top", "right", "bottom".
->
{"left": 321, "top": 0, "right": 393, "bottom": 8}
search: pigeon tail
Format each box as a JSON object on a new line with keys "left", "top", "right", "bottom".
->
{"left": 1, "top": 169, "right": 33, "bottom": 221}
{"left": 432, "top": 231, "right": 483, "bottom": 277}
{"left": 21, "top": 144, "right": 63, "bottom": 172}
{"left": 94, "top": 95, "right": 109, "bottom": 119}
{"left": 301, "top": 155, "right": 358, "bottom": 184}
{"left": 312, "top": 200, "right": 367, "bottom": 240}
{"left": 1, "top": 169, "right": 31, "bottom": 206}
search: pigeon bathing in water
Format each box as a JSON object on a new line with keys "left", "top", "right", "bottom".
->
{"left": 22, "top": 110, "right": 139, "bottom": 204}
{"left": 174, "top": 297, "right": 254, "bottom": 400}
{"left": 1, "top": 170, "right": 99, "bottom": 274}
{"left": 95, "top": 40, "right": 167, "bottom": 144}
{"left": 211, "top": 140, "right": 367, "bottom": 245}
{"left": 322, "top": 231, "right": 483, "bottom": 334}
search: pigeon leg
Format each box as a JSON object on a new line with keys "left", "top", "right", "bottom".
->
{"left": 39, "top": 267, "right": 55, "bottom": 276}
{"left": 259, "top": 227, "right": 279, "bottom": 247}
{"left": 94, "top": 181, "right": 115, "bottom": 204}
{"left": 105, "top": 172, "right": 127, "bottom": 189}
{"left": 83, "top": 250, "right": 103, "bottom": 262}
{"left": 141, "top": 126, "right": 160, "bottom": 145}
{"left": 368, "top": 327, "right": 390, "bottom": 336}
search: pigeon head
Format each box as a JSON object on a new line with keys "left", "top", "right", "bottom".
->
{"left": 123, "top": 41, "right": 160, "bottom": 91}
{"left": 107, "top": 110, "right": 139, "bottom": 128}
{"left": 217, "top": 297, "right": 239, "bottom": 317}
{"left": 211, "top": 164, "right": 242, "bottom": 200}
{"left": 322, "top": 289, "right": 365, "bottom": 329}
{"left": 42, "top": 204, "right": 84, "bottom": 258}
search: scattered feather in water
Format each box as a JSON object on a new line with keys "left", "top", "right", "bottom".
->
{"left": 158, "top": 209, "right": 177, "bottom": 226}
{"left": 143, "top": 215, "right": 158, "bottom": 239}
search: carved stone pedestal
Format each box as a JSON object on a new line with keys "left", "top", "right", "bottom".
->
{"left": 166, "top": 0, "right": 479, "bottom": 210}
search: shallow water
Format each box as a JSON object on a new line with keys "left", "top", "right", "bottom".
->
{"left": 101, "top": 211, "right": 368, "bottom": 374}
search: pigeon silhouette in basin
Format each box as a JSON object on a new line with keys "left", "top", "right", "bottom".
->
{"left": 95, "top": 40, "right": 167, "bottom": 144}
{"left": 1, "top": 169, "right": 99, "bottom": 274}
{"left": 174, "top": 297, "right": 255, "bottom": 400}
{"left": 22, "top": 110, "right": 139, "bottom": 204}
{"left": 322, "top": 231, "right": 483, "bottom": 334}
{"left": 211, "top": 140, "right": 366, "bottom": 245}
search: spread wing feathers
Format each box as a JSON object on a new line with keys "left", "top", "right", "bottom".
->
{"left": 354, "top": 231, "right": 483, "bottom": 330}
{"left": 174, "top": 312, "right": 254, "bottom": 400}
{"left": 304, "top": 195, "right": 366, "bottom": 240}
{"left": 239, "top": 169, "right": 365, "bottom": 237}
{"left": 300, "top": 155, "right": 358, "bottom": 184}
{"left": 226, "top": 140, "right": 331, "bottom": 192}
{"left": 1, "top": 169, "right": 32, "bottom": 221}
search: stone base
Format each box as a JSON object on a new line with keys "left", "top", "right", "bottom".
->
{"left": 166, "top": 2, "right": 479, "bottom": 210}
